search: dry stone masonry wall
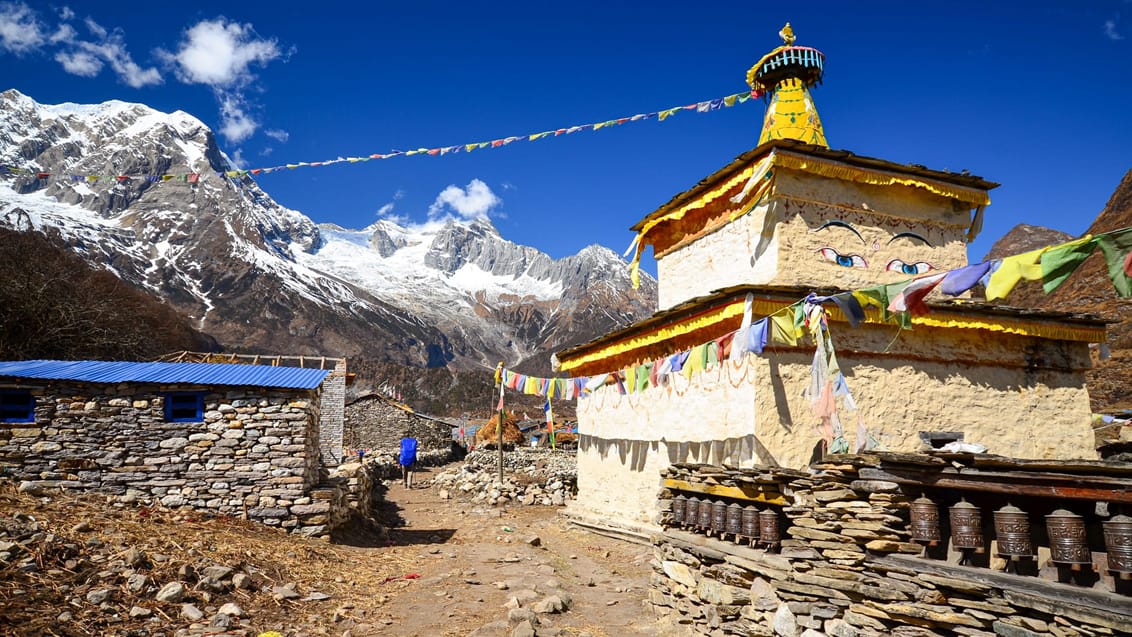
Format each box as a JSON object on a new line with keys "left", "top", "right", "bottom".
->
{"left": 343, "top": 394, "right": 455, "bottom": 459}
{"left": 650, "top": 461, "right": 1132, "bottom": 636}
{"left": 0, "top": 382, "right": 355, "bottom": 537}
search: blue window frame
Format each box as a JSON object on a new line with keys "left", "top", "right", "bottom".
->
{"left": 164, "top": 392, "right": 204, "bottom": 422}
{"left": 0, "top": 391, "right": 35, "bottom": 423}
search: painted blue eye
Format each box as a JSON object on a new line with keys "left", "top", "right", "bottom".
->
{"left": 886, "top": 259, "right": 934, "bottom": 275}
{"left": 817, "top": 247, "right": 867, "bottom": 268}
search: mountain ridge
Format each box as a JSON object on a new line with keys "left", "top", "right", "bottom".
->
{"left": 0, "top": 89, "right": 657, "bottom": 396}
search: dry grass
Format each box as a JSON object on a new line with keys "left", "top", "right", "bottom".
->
{"left": 0, "top": 481, "right": 415, "bottom": 636}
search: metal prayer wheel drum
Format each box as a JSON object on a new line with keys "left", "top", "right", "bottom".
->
{"left": 741, "top": 506, "right": 761, "bottom": 545}
{"left": 671, "top": 494, "right": 687, "bottom": 528}
{"left": 1046, "top": 509, "right": 1091, "bottom": 568}
{"left": 685, "top": 497, "right": 700, "bottom": 531}
{"left": 1102, "top": 514, "right": 1132, "bottom": 579}
{"left": 697, "top": 498, "right": 713, "bottom": 533}
{"left": 949, "top": 500, "right": 984, "bottom": 551}
{"left": 993, "top": 504, "right": 1034, "bottom": 558}
{"left": 759, "top": 509, "right": 781, "bottom": 549}
{"left": 710, "top": 500, "right": 728, "bottom": 537}
{"left": 909, "top": 496, "right": 942, "bottom": 546}
{"left": 725, "top": 503, "right": 743, "bottom": 541}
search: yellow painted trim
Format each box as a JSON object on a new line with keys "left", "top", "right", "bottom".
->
{"left": 772, "top": 152, "right": 991, "bottom": 206}
{"left": 558, "top": 295, "right": 1104, "bottom": 373}
{"left": 556, "top": 297, "right": 785, "bottom": 372}
{"left": 909, "top": 314, "right": 1106, "bottom": 343}
{"left": 663, "top": 478, "right": 789, "bottom": 505}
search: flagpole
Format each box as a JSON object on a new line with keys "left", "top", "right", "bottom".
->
{"left": 495, "top": 362, "right": 505, "bottom": 483}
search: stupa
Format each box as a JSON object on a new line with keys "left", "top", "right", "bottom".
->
{"left": 555, "top": 26, "right": 1106, "bottom": 540}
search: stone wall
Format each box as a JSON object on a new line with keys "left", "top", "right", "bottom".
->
{"left": 318, "top": 359, "right": 348, "bottom": 466}
{"left": 649, "top": 462, "right": 1132, "bottom": 636}
{"left": 0, "top": 381, "right": 346, "bottom": 537}
{"left": 344, "top": 394, "right": 455, "bottom": 458}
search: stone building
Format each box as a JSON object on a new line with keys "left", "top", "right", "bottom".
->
{"left": 554, "top": 28, "right": 1106, "bottom": 540}
{"left": 164, "top": 352, "right": 349, "bottom": 466}
{"left": 0, "top": 359, "right": 344, "bottom": 535}
{"left": 344, "top": 392, "right": 456, "bottom": 463}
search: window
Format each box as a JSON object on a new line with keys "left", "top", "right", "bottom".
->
{"left": 164, "top": 392, "right": 204, "bottom": 422}
{"left": 0, "top": 391, "right": 35, "bottom": 423}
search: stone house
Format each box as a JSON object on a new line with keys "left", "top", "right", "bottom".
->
{"left": 163, "top": 352, "right": 349, "bottom": 466}
{"left": 554, "top": 29, "right": 1107, "bottom": 540}
{"left": 0, "top": 359, "right": 341, "bottom": 535}
{"left": 343, "top": 392, "right": 457, "bottom": 464}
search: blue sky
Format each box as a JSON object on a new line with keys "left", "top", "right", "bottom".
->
{"left": 2, "top": 1, "right": 1130, "bottom": 271}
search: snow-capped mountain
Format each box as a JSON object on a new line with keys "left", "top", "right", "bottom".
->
{"left": 0, "top": 89, "right": 657, "bottom": 370}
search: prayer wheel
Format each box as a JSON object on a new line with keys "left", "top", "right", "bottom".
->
{"left": 949, "top": 500, "right": 984, "bottom": 552}
{"left": 685, "top": 497, "right": 700, "bottom": 531}
{"left": 1103, "top": 514, "right": 1132, "bottom": 579}
{"left": 697, "top": 497, "right": 713, "bottom": 533}
{"left": 1046, "top": 509, "right": 1091, "bottom": 568}
{"left": 759, "top": 509, "right": 781, "bottom": 550}
{"left": 725, "top": 503, "right": 743, "bottom": 542}
{"left": 671, "top": 494, "right": 687, "bottom": 528}
{"left": 741, "top": 505, "right": 761, "bottom": 546}
{"left": 993, "top": 504, "right": 1034, "bottom": 559}
{"left": 909, "top": 496, "right": 942, "bottom": 546}
{"left": 710, "top": 500, "right": 728, "bottom": 537}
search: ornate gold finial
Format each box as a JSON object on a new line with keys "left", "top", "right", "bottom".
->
{"left": 778, "top": 23, "right": 795, "bottom": 47}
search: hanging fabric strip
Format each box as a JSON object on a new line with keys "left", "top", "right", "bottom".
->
{"left": 1040, "top": 235, "right": 1097, "bottom": 294}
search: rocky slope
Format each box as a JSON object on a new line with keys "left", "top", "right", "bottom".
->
{"left": 0, "top": 89, "right": 656, "bottom": 382}
{"left": 984, "top": 169, "right": 1132, "bottom": 412}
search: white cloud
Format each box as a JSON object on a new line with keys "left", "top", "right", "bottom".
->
{"left": 57, "top": 6, "right": 74, "bottom": 21}
{"left": 49, "top": 22, "right": 75, "bottom": 44}
{"left": 217, "top": 92, "right": 257, "bottom": 143}
{"left": 0, "top": 1, "right": 46, "bottom": 54}
{"left": 54, "top": 49, "right": 100, "bottom": 76}
{"left": 46, "top": 14, "right": 161, "bottom": 87}
{"left": 260, "top": 146, "right": 274, "bottom": 156}
{"left": 427, "top": 179, "right": 502, "bottom": 221}
{"left": 161, "top": 18, "right": 281, "bottom": 88}
{"left": 157, "top": 18, "right": 287, "bottom": 143}
{"left": 1105, "top": 18, "right": 1124, "bottom": 41}
{"left": 229, "top": 148, "right": 247, "bottom": 169}
{"left": 264, "top": 128, "right": 289, "bottom": 142}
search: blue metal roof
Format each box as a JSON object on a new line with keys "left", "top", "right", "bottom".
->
{"left": 0, "top": 360, "right": 329, "bottom": 390}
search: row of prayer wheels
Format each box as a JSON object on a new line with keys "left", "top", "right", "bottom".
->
{"left": 909, "top": 496, "right": 1132, "bottom": 578}
{"left": 669, "top": 493, "right": 780, "bottom": 550}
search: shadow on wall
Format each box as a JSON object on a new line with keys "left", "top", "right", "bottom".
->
{"left": 578, "top": 434, "right": 762, "bottom": 471}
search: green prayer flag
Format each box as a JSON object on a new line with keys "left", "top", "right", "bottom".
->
{"left": 1098, "top": 228, "right": 1132, "bottom": 297}
{"left": 1040, "top": 236, "right": 1097, "bottom": 294}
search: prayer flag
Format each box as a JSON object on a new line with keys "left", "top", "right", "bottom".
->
{"left": 1040, "top": 236, "right": 1097, "bottom": 293}
{"left": 888, "top": 273, "right": 946, "bottom": 316}
{"left": 1098, "top": 228, "right": 1132, "bottom": 297}
{"left": 986, "top": 246, "right": 1050, "bottom": 301}
{"left": 940, "top": 262, "right": 991, "bottom": 296}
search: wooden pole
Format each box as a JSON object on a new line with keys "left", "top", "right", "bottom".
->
{"left": 497, "top": 388, "right": 505, "bottom": 483}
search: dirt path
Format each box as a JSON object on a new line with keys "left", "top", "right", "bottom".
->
{"left": 359, "top": 465, "right": 663, "bottom": 637}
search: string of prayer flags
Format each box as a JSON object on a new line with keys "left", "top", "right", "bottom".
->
{"left": 0, "top": 90, "right": 756, "bottom": 186}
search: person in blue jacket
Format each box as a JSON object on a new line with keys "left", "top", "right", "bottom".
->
{"left": 399, "top": 431, "right": 418, "bottom": 488}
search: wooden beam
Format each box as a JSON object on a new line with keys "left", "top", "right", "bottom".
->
{"left": 859, "top": 467, "right": 1132, "bottom": 504}
{"left": 662, "top": 478, "right": 789, "bottom": 505}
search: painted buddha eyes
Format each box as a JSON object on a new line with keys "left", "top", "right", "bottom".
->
{"left": 885, "top": 259, "right": 934, "bottom": 275}
{"left": 814, "top": 221, "right": 936, "bottom": 274}
{"left": 817, "top": 247, "right": 867, "bottom": 269}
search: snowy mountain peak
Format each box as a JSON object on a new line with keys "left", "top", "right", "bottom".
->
{"left": 0, "top": 90, "right": 656, "bottom": 371}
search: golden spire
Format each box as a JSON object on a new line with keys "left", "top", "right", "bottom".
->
{"left": 779, "top": 23, "right": 795, "bottom": 46}
{"left": 747, "top": 24, "right": 827, "bottom": 147}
